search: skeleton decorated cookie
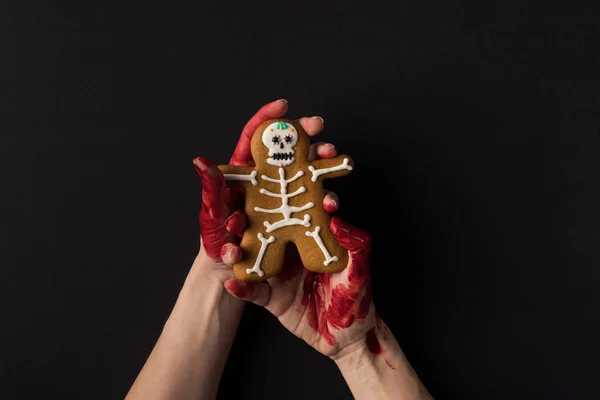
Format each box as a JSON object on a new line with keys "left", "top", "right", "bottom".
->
{"left": 219, "top": 118, "right": 354, "bottom": 282}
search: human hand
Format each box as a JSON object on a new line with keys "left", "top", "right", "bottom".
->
{"left": 223, "top": 215, "right": 375, "bottom": 358}
{"left": 192, "top": 99, "right": 340, "bottom": 283}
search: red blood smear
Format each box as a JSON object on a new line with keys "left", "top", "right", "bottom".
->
{"left": 327, "top": 285, "right": 358, "bottom": 329}
{"left": 299, "top": 217, "right": 374, "bottom": 346}
{"left": 314, "top": 276, "right": 335, "bottom": 345}
{"left": 357, "top": 283, "right": 372, "bottom": 320}
{"left": 383, "top": 326, "right": 391, "bottom": 342}
{"left": 347, "top": 252, "right": 369, "bottom": 287}
{"left": 194, "top": 157, "right": 232, "bottom": 261}
{"left": 225, "top": 280, "right": 248, "bottom": 298}
{"left": 366, "top": 328, "right": 382, "bottom": 356}
{"left": 385, "top": 359, "right": 396, "bottom": 370}
{"left": 301, "top": 272, "right": 335, "bottom": 345}
{"left": 225, "top": 210, "right": 246, "bottom": 236}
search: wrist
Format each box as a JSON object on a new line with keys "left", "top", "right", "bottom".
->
{"left": 165, "top": 250, "right": 245, "bottom": 336}
{"left": 333, "top": 340, "right": 372, "bottom": 375}
{"left": 333, "top": 322, "right": 432, "bottom": 400}
{"left": 127, "top": 252, "right": 245, "bottom": 400}
{"left": 186, "top": 248, "right": 235, "bottom": 289}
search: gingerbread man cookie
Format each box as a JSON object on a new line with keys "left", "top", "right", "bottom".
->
{"left": 219, "top": 118, "right": 354, "bottom": 282}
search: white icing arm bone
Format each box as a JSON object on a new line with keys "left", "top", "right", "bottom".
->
{"left": 308, "top": 158, "right": 353, "bottom": 182}
{"left": 224, "top": 170, "right": 258, "bottom": 186}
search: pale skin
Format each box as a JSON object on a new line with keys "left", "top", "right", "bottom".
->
{"left": 126, "top": 100, "right": 433, "bottom": 400}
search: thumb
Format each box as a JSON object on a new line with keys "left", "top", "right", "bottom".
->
{"left": 193, "top": 156, "right": 232, "bottom": 261}
{"left": 193, "top": 156, "right": 229, "bottom": 220}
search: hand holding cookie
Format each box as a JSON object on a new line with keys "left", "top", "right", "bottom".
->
{"left": 192, "top": 100, "right": 341, "bottom": 282}
{"left": 223, "top": 216, "right": 377, "bottom": 357}
{"left": 218, "top": 117, "right": 354, "bottom": 281}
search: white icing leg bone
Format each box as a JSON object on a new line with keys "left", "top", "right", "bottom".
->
{"left": 224, "top": 170, "right": 258, "bottom": 186}
{"left": 305, "top": 226, "right": 339, "bottom": 266}
{"left": 308, "top": 158, "right": 353, "bottom": 182}
{"left": 246, "top": 233, "right": 276, "bottom": 277}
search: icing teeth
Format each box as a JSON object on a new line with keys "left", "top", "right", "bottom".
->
{"left": 273, "top": 152, "right": 293, "bottom": 161}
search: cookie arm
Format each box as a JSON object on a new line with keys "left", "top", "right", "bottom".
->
{"left": 218, "top": 165, "right": 259, "bottom": 188}
{"left": 307, "top": 155, "right": 354, "bottom": 182}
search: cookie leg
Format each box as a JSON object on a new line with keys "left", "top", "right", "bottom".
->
{"left": 305, "top": 226, "right": 338, "bottom": 266}
{"left": 246, "top": 233, "right": 275, "bottom": 277}
{"left": 300, "top": 224, "right": 349, "bottom": 273}
{"left": 234, "top": 228, "right": 286, "bottom": 281}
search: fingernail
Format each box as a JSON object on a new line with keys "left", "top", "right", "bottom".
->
{"left": 193, "top": 157, "right": 204, "bottom": 168}
{"left": 193, "top": 158, "right": 206, "bottom": 175}
{"left": 312, "top": 116, "right": 325, "bottom": 124}
{"left": 324, "top": 198, "right": 338, "bottom": 213}
{"left": 277, "top": 98, "right": 288, "bottom": 104}
{"left": 196, "top": 157, "right": 223, "bottom": 179}
{"left": 194, "top": 156, "right": 213, "bottom": 171}
{"left": 225, "top": 215, "right": 238, "bottom": 233}
{"left": 221, "top": 243, "right": 241, "bottom": 265}
{"left": 317, "top": 143, "right": 337, "bottom": 159}
{"left": 220, "top": 244, "right": 230, "bottom": 259}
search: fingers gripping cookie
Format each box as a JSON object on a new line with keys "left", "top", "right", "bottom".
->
{"left": 219, "top": 119, "right": 354, "bottom": 281}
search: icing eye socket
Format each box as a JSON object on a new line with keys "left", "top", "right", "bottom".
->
{"left": 284, "top": 135, "right": 293, "bottom": 144}
{"left": 271, "top": 136, "right": 280, "bottom": 144}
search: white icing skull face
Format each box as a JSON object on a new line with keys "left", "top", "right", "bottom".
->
{"left": 262, "top": 121, "right": 298, "bottom": 167}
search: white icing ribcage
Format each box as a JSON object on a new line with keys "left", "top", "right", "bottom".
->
{"left": 259, "top": 186, "right": 306, "bottom": 198}
{"left": 261, "top": 170, "right": 304, "bottom": 184}
{"left": 254, "top": 168, "right": 314, "bottom": 232}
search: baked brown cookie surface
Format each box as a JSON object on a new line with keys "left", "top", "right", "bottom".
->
{"left": 219, "top": 118, "right": 353, "bottom": 281}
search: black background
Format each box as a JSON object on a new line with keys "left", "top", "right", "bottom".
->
{"left": 2, "top": 1, "right": 600, "bottom": 399}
